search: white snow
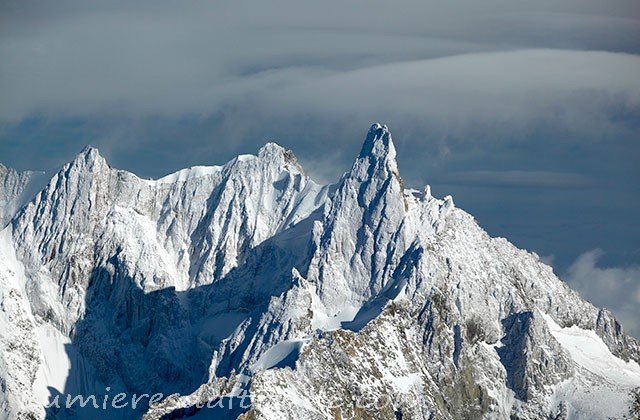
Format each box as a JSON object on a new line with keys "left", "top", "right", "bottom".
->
{"left": 385, "top": 372, "right": 421, "bottom": 394}
{"left": 109, "top": 205, "right": 187, "bottom": 291}
{"left": 251, "top": 339, "right": 309, "bottom": 373}
{"left": 0, "top": 229, "right": 105, "bottom": 407}
{"left": 542, "top": 311, "right": 640, "bottom": 419}
{"left": 309, "top": 283, "right": 360, "bottom": 331}
{"left": 154, "top": 166, "right": 222, "bottom": 183}
{"left": 32, "top": 324, "right": 73, "bottom": 403}
{"left": 542, "top": 312, "right": 640, "bottom": 386}
{"left": 0, "top": 228, "right": 28, "bottom": 298}
{"left": 31, "top": 323, "right": 107, "bottom": 407}
{"left": 234, "top": 154, "right": 254, "bottom": 163}
{"left": 197, "top": 311, "right": 249, "bottom": 343}
{"left": 0, "top": 228, "right": 45, "bottom": 417}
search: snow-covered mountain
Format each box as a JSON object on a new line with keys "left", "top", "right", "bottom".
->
{"left": 1, "top": 124, "right": 639, "bottom": 419}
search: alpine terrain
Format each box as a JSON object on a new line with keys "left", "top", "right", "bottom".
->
{"left": 0, "top": 124, "right": 639, "bottom": 419}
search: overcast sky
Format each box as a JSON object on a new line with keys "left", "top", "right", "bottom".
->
{"left": 1, "top": 0, "right": 639, "bottom": 335}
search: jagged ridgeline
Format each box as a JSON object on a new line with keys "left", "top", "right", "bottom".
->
{"left": 0, "top": 124, "right": 639, "bottom": 420}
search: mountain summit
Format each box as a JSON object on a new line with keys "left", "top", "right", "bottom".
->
{"left": 0, "top": 125, "right": 639, "bottom": 419}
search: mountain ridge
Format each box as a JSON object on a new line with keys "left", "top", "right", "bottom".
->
{"left": 0, "top": 124, "right": 639, "bottom": 419}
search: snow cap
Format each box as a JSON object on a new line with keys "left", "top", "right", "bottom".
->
{"left": 71, "top": 145, "right": 108, "bottom": 172}
{"left": 258, "top": 142, "right": 287, "bottom": 159}
{"left": 78, "top": 145, "right": 102, "bottom": 163}
{"left": 359, "top": 123, "right": 396, "bottom": 163}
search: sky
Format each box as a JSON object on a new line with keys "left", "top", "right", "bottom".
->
{"left": 1, "top": 0, "right": 639, "bottom": 335}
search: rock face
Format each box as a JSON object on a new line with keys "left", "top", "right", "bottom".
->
{"left": 0, "top": 124, "right": 639, "bottom": 420}
{"left": 0, "top": 164, "right": 48, "bottom": 229}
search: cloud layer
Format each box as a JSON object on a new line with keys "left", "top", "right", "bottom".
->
{"left": 566, "top": 250, "right": 640, "bottom": 338}
{"left": 2, "top": 0, "right": 640, "bottom": 123}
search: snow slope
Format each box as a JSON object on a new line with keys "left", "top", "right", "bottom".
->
{"left": 543, "top": 312, "right": 640, "bottom": 418}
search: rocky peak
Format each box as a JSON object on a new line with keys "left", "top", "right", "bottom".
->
{"left": 359, "top": 123, "right": 395, "bottom": 160}
{"left": 342, "top": 123, "right": 403, "bottom": 208}
{"left": 70, "top": 145, "right": 108, "bottom": 174}
{"left": 254, "top": 142, "right": 304, "bottom": 176}
{"left": 308, "top": 124, "right": 409, "bottom": 313}
{"left": 352, "top": 123, "right": 400, "bottom": 184}
{"left": 257, "top": 142, "right": 286, "bottom": 159}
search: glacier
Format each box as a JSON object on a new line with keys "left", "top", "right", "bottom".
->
{"left": 0, "top": 124, "right": 639, "bottom": 419}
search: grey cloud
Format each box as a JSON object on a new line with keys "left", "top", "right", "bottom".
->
{"left": 539, "top": 255, "right": 556, "bottom": 267}
{"left": 565, "top": 249, "right": 640, "bottom": 338}
{"left": 258, "top": 49, "right": 640, "bottom": 140}
{"left": 442, "top": 170, "right": 594, "bottom": 188}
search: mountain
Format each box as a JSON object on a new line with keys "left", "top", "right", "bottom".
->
{"left": 0, "top": 124, "right": 639, "bottom": 420}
